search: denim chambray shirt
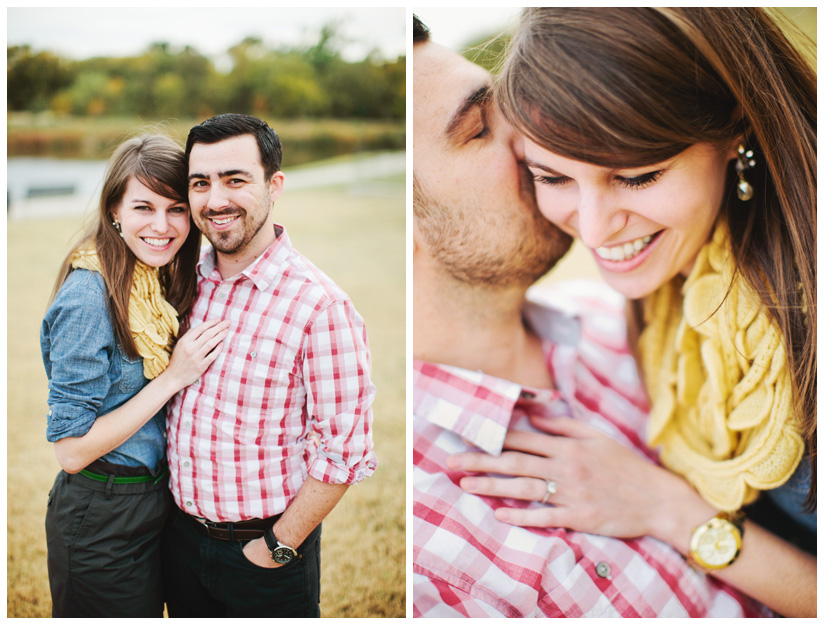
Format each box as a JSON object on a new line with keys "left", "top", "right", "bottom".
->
{"left": 40, "top": 268, "right": 167, "bottom": 473}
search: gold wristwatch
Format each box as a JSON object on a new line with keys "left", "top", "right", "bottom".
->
{"left": 688, "top": 511, "right": 745, "bottom": 570}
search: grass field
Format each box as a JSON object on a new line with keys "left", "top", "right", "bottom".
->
{"left": 6, "top": 175, "right": 405, "bottom": 617}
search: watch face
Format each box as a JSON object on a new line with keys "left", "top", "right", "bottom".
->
{"left": 691, "top": 518, "right": 741, "bottom": 569}
{"left": 272, "top": 546, "right": 295, "bottom": 564}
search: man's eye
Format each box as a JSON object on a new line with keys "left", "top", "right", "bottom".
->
{"left": 472, "top": 126, "right": 489, "bottom": 140}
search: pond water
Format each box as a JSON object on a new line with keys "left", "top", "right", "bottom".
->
{"left": 7, "top": 152, "right": 404, "bottom": 219}
{"left": 8, "top": 157, "right": 107, "bottom": 204}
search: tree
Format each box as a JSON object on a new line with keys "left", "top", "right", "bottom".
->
{"left": 8, "top": 45, "right": 76, "bottom": 111}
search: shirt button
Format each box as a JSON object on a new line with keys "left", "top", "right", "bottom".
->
{"left": 596, "top": 562, "right": 611, "bottom": 578}
{"left": 250, "top": 351, "right": 257, "bottom": 358}
{"left": 218, "top": 292, "right": 227, "bottom": 300}
{"left": 186, "top": 501, "right": 193, "bottom": 507}
{"left": 520, "top": 391, "right": 536, "bottom": 400}
{"left": 184, "top": 421, "right": 191, "bottom": 428}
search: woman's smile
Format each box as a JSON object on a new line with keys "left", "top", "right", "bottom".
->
{"left": 524, "top": 141, "right": 736, "bottom": 299}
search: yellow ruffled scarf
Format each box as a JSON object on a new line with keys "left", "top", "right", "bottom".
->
{"left": 640, "top": 223, "right": 803, "bottom": 512}
{"left": 71, "top": 243, "right": 179, "bottom": 379}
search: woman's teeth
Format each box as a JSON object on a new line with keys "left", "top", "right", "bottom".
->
{"left": 595, "top": 234, "right": 653, "bottom": 262}
{"left": 144, "top": 238, "right": 171, "bottom": 247}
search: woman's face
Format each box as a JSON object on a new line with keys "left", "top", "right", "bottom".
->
{"left": 112, "top": 176, "right": 190, "bottom": 268}
{"left": 523, "top": 140, "right": 737, "bottom": 299}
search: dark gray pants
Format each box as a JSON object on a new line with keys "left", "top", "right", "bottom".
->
{"left": 162, "top": 506, "right": 322, "bottom": 617}
{"left": 45, "top": 470, "right": 172, "bottom": 617}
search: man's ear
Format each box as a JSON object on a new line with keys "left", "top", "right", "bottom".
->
{"left": 268, "top": 171, "right": 285, "bottom": 202}
{"left": 413, "top": 220, "right": 424, "bottom": 257}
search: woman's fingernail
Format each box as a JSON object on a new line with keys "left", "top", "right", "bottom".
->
{"left": 446, "top": 455, "right": 462, "bottom": 469}
{"left": 460, "top": 477, "right": 477, "bottom": 490}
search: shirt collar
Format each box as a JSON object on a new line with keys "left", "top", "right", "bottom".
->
{"left": 413, "top": 295, "right": 579, "bottom": 456}
{"left": 197, "top": 223, "right": 292, "bottom": 291}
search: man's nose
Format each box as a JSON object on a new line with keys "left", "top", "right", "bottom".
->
{"left": 205, "top": 185, "right": 229, "bottom": 211}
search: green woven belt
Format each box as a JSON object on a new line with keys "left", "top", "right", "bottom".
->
{"left": 80, "top": 465, "right": 169, "bottom": 485}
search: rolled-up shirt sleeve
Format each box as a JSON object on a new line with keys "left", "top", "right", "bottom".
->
{"left": 41, "top": 272, "right": 114, "bottom": 441}
{"left": 303, "top": 299, "right": 377, "bottom": 484}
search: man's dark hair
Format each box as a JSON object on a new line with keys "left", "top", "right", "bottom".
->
{"left": 413, "top": 15, "right": 430, "bottom": 43}
{"left": 185, "top": 113, "right": 283, "bottom": 178}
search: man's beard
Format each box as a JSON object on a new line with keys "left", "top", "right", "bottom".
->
{"left": 200, "top": 199, "right": 270, "bottom": 255}
{"left": 414, "top": 180, "right": 572, "bottom": 289}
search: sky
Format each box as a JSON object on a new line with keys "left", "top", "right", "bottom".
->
{"left": 7, "top": 7, "right": 406, "bottom": 65}
{"left": 413, "top": 7, "right": 521, "bottom": 52}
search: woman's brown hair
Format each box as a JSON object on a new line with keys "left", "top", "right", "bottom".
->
{"left": 497, "top": 8, "right": 816, "bottom": 509}
{"left": 50, "top": 134, "right": 201, "bottom": 357}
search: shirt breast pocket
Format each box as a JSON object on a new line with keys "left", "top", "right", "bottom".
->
{"left": 117, "top": 347, "right": 146, "bottom": 394}
{"left": 222, "top": 336, "right": 303, "bottom": 433}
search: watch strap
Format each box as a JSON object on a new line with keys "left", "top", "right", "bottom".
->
{"left": 263, "top": 526, "right": 278, "bottom": 552}
{"left": 263, "top": 526, "right": 297, "bottom": 564}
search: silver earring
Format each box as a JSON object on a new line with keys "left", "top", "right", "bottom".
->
{"left": 735, "top": 144, "right": 756, "bottom": 201}
{"left": 112, "top": 219, "right": 124, "bottom": 238}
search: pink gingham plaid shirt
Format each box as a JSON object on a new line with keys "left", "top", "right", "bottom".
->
{"left": 413, "top": 282, "right": 769, "bottom": 618}
{"left": 167, "top": 225, "right": 377, "bottom": 522}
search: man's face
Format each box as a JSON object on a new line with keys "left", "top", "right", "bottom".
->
{"left": 413, "top": 41, "right": 571, "bottom": 288}
{"left": 187, "top": 134, "right": 283, "bottom": 258}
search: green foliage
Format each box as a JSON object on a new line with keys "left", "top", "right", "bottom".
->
{"left": 7, "top": 24, "right": 405, "bottom": 121}
{"left": 8, "top": 46, "right": 76, "bottom": 111}
{"left": 7, "top": 114, "right": 404, "bottom": 164}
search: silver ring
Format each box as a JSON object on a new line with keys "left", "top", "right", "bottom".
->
{"left": 540, "top": 479, "right": 557, "bottom": 503}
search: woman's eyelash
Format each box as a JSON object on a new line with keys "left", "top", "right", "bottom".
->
{"left": 532, "top": 170, "right": 664, "bottom": 188}
{"left": 533, "top": 174, "right": 567, "bottom": 186}
{"left": 618, "top": 170, "right": 663, "bottom": 189}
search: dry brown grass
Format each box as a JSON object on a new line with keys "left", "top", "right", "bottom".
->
{"left": 6, "top": 178, "right": 405, "bottom": 618}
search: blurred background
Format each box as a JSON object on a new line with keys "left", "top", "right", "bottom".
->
{"left": 7, "top": 7, "right": 404, "bottom": 618}
{"left": 414, "top": 6, "right": 816, "bottom": 287}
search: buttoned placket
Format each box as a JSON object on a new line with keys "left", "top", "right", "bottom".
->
{"left": 179, "top": 276, "right": 233, "bottom": 516}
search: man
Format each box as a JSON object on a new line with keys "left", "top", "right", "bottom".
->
{"left": 162, "top": 113, "right": 377, "bottom": 617}
{"left": 412, "top": 16, "right": 768, "bottom": 618}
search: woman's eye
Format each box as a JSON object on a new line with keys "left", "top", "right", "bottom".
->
{"left": 619, "top": 170, "right": 662, "bottom": 189}
{"left": 135, "top": 205, "right": 151, "bottom": 211}
{"left": 169, "top": 205, "right": 187, "bottom": 213}
{"left": 533, "top": 174, "right": 568, "bottom": 187}
{"left": 472, "top": 126, "right": 489, "bottom": 140}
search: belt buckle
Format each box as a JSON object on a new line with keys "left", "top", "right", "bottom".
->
{"left": 192, "top": 516, "right": 217, "bottom": 530}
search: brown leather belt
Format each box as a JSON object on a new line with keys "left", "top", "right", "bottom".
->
{"left": 187, "top": 513, "right": 280, "bottom": 541}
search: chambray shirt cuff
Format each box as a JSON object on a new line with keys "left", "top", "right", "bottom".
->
{"left": 308, "top": 450, "right": 378, "bottom": 485}
{"left": 46, "top": 402, "right": 98, "bottom": 442}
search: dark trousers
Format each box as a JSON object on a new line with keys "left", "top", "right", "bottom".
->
{"left": 45, "top": 470, "right": 171, "bottom": 617}
{"left": 162, "top": 506, "right": 322, "bottom": 617}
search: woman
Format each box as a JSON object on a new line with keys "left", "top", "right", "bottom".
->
{"left": 41, "top": 134, "right": 229, "bottom": 617}
{"left": 452, "top": 8, "right": 815, "bottom": 617}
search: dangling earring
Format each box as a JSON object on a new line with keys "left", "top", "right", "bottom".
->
{"left": 112, "top": 219, "right": 124, "bottom": 238}
{"left": 735, "top": 144, "right": 756, "bottom": 201}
